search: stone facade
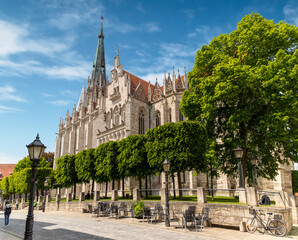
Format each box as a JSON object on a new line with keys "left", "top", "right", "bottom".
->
{"left": 54, "top": 17, "right": 293, "bottom": 198}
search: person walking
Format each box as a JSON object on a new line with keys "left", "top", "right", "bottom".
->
{"left": 3, "top": 201, "right": 12, "bottom": 227}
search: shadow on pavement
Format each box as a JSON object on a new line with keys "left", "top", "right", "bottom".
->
{"left": 0, "top": 218, "right": 115, "bottom": 240}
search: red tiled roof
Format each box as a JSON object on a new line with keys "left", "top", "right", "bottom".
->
{"left": 0, "top": 164, "right": 16, "bottom": 180}
{"left": 123, "top": 70, "right": 187, "bottom": 99}
{"left": 123, "top": 70, "right": 155, "bottom": 99}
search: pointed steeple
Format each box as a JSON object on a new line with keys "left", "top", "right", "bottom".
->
{"left": 92, "top": 15, "right": 107, "bottom": 88}
{"left": 76, "top": 85, "right": 87, "bottom": 112}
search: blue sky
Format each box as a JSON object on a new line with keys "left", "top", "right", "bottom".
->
{"left": 0, "top": 0, "right": 297, "bottom": 164}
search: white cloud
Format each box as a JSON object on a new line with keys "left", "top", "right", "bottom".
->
{"left": 0, "top": 152, "right": 22, "bottom": 163}
{"left": 283, "top": 3, "right": 298, "bottom": 25}
{"left": 60, "top": 90, "right": 75, "bottom": 98}
{"left": 0, "top": 20, "right": 68, "bottom": 57}
{"left": 44, "top": 63, "right": 90, "bottom": 81}
{"left": 159, "top": 43, "right": 197, "bottom": 58}
{"left": 49, "top": 100, "right": 71, "bottom": 106}
{"left": 105, "top": 19, "right": 138, "bottom": 34}
{"left": 40, "top": 93, "right": 53, "bottom": 97}
{"left": 0, "top": 86, "right": 27, "bottom": 102}
{"left": 138, "top": 72, "right": 165, "bottom": 86}
{"left": 187, "top": 25, "right": 221, "bottom": 44}
{"left": 0, "top": 105, "right": 21, "bottom": 113}
{"left": 136, "top": 2, "right": 146, "bottom": 13}
{"left": 144, "top": 22, "right": 161, "bottom": 32}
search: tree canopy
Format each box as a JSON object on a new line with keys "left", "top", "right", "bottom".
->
{"left": 181, "top": 13, "right": 298, "bottom": 184}
{"left": 75, "top": 148, "right": 96, "bottom": 183}
{"left": 55, "top": 155, "right": 78, "bottom": 188}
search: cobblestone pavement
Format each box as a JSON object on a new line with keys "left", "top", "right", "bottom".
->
{"left": 0, "top": 210, "right": 295, "bottom": 240}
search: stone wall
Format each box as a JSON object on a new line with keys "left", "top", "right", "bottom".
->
{"left": 44, "top": 200, "right": 293, "bottom": 232}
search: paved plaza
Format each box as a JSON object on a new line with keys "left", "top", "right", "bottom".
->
{"left": 0, "top": 210, "right": 296, "bottom": 240}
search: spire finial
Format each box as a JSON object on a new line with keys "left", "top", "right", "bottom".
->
{"left": 117, "top": 44, "right": 119, "bottom": 56}
{"left": 156, "top": 77, "right": 158, "bottom": 82}
{"left": 101, "top": 12, "right": 104, "bottom": 22}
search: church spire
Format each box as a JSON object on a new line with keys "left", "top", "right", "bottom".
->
{"left": 92, "top": 14, "right": 107, "bottom": 88}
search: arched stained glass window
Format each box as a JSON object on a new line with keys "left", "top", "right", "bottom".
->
{"left": 139, "top": 110, "right": 145, "bottom": 134}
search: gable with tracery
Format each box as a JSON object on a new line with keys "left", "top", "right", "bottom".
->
{"left": 152, "top": 83, "right": 163, "bottom": 102}
{"left": 176, "top": 76, "right": 184, "bottom": 91}
{"left": 133, "top": 84, "right": 147, "bottom": 102}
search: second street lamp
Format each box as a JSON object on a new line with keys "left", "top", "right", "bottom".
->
{"left": 234, "top": 147, "right": 245, "bottom": 188}
{"left": 163, "top": 158, "right": 171, "bottom": 227}
{"left": 24, "top": 134, "right": 46, "bottom": 240}
{"left": 43, "top": 176, "right": 50, "bottom": 212}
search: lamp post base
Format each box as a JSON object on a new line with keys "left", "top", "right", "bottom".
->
{"left": 24, "top": 215, "right": 34, "bottom": 240}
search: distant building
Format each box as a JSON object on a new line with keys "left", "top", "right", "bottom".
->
{"left": 0, "top": 164, "right": 16, "bottom": 181}
{"left": 54, "top": 17, "right": 293, "bottom": 196}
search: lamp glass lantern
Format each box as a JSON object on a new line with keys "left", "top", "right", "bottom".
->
{"left": 251, "top": 157, "right": 257, "bottom": 166}
{"left": 26, "top": 134, "right": 46, "bottom": 160}
{"left": 233, "top": 147, "right": 243, "bottom": 159}
{"left": 163, "top": 158, "right": 171, "bottom": 172}
{"left": 44, "top": 177, "right": 50, "bottom": 187}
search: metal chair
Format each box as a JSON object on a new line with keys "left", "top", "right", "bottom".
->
{"left": 110, "top": 203, "right": 118, "bottom": 218}
{"left": 98, "top": 202, "right": 110, "bottom": 217}
{"left": 195, "top": 207, "right": 211, "bottom": 232}
{"left": 142, "top": 207, "right": 154, "bottom": 224}
{"left": 182, "top": 206, "right": 196, "bottom": 231}
{"left": 118, "top": 202, "right": 128, "bottom": 218}
{"left": 87, "top": 204, "right": 93, "bottom": 214}
{"left": 152, "top": 204, "right": 164, "bottom": 222}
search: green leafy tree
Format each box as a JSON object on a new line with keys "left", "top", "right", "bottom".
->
{"left": 13, "top": 169, "right": 31, "bottom": 194}
{"left": 14, "top": 157, "right": 32, "bottom": 172}
{"left": 55, "top": 155, "right": 78, "bottom": 189}
{"left": 118, "top": 135, "right": 152, "bottom": 197}
{"left": 181, "top": 13, "right": 298, "bottom": 185}
{"left": 75, "top": 148, "right": 96, "bottom": 193}
{"left": 1, "top": 177, "right": 9, "bottom": 198}
{"left": 146, "top": 121, "right": 208, "bottom": 199}
{"left": 94, "top": 141, "right": 119, "bottom": 194}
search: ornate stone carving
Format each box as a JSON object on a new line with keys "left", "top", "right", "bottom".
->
{"left": 133, "top": 84, "right": 147, "bottom": 102}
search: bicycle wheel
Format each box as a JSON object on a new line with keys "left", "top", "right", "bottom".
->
{"left": 268, "top": 219, "right": 287, "bottom": 237}
{"left": 246, "top": 218, "right": 257, "bottom": 233}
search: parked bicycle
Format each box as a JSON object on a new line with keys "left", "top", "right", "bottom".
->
{"left": 246, "top": 207, "right": 287, "bottom": 237}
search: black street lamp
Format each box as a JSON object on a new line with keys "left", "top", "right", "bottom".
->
{"left": 163, "top": 158, "right": 171, "bottom": 227}
{"left": 42, "top": 176, "right": 50, "bottom": 212}
{"left": 24, "top": 134, "right": 46, "bottom": 240}
{"left": 234, "top": 147, "right": 245, "bottom": 188}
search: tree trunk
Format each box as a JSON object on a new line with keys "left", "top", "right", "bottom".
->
{"left": 91, "top": 180, "right": 94, "bottom": 199}
{"left": 105, "top": 182, "right": 108, "bottom": 197}
{"left": 145, "top": 175, "right": 148, "bottom": 198}
{"left": 112, "top": 180, "right": 115, "bottom": 190}
{"left": 177, "top": 172, "right": 183, "bottom": 200}
{"left": 138, "top": 176, "right": 142, "bottom": 197}
{"left": 149, "top": 175, "right": 152, "bottom": 195}
{"left": 206, "top": 170, "right": 210, "bottom": 195}
{"left": 122, "top": 177, "right": 125, "bottom": 198}
{"left": 211, "top": 165, "right": 214, "bottom": 201}
{"left": 171, "top": 173, "right": 176, "bottom": 199}
{"left": 73, "top": 184, "right": 76, "bottom": 200}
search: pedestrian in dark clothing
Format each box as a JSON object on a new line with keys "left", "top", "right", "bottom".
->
{"left": 16, "top": 203, "right": 19, "bottom": 210}
{"left": 3, "top": 201, "right": 12, "bottom": 227}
